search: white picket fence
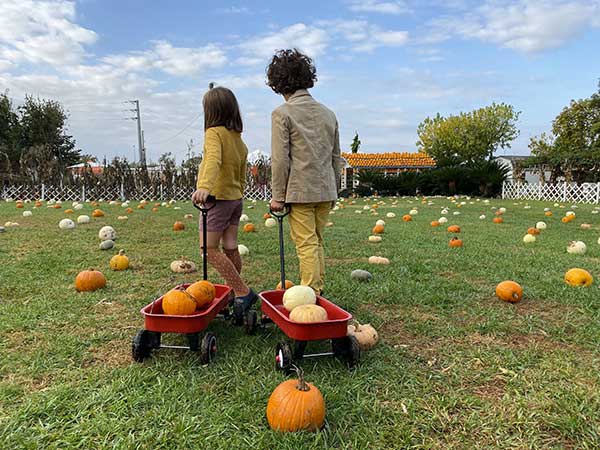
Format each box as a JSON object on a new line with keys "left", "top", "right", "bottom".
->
{"left": 0, "top": 184, "right": 272, "bottom": 202}
{"left": 502, "top": 181, "right": 600, "bottom": 204}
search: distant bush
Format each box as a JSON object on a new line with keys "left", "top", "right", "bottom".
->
{"left": 355, "top": 160, "right": 509, "bottom": 197}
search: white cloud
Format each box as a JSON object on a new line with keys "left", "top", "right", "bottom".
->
{"left": 321, "top": 20, "right": 409, "bottom": 52}
{"left": 0, "top": 0, "right": 97, "bottom": 67}
{"left": 216, "top": 6, "right": 250, "bottom": 14}
{"left": 239, "top": 23, "right": 329, "bottom": 61}
{"left": 152, "top": 41, "right": 227, "bottom": 76}
{"left": 349, "top": 0, "right": 410, "bottom": 14}
{"left": 429, "top": 0, "right": 600, "bottom": 53}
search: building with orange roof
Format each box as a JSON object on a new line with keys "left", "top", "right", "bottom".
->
{"left": 341, "top": 152, "right": 436, "bottom": 189}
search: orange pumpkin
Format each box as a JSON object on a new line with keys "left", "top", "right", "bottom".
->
{"left": 64, "top": 209, "right": 74, "bottom": 214}
{"left": 449, "top": 237, "right": 463, "bottom": 248}
{"left": 126, "top": 207, "right": 134, "bottom": 214}
{"left": 243, "top": 223, "right": 255, "bottom": 233}
{"left": 276, "top": 280, "right": 295, "bottom": 290}
{"left": 137, "top": 204, "right": 145, "bottom": 209}
{"left": 92, "top": 209, "right": 104, "bottom": 217}
{"left": 35, "top": 201, "right": 43, "bottom": 207}
{"left": 402, "top": 214, "right": 412, "bottom": 222}
{"left": 16, "top": 202, "right": 24, "bottom": 209}
{"left": 430, "top": 220, "right": 440, "bottom": 227}
{"left": 493, "top": 217, "right": 504, "bottom": 224}
{"left": 561, "top": 217, "right": 569, "bottom": 223}
{"left": 447, "top": 225, "right": 461, "bottom": 233}
{"left": 186, "top": 280, "right": 216, "bottom": 309}
{"left": 266, "top": 370, "right": 325, "bottom": 432}
{"left": 527, "top": 227, "right": 540, "bottom": 235}
{"left": 162, "top": 289, "right": 197, "bottom": 315}
{"left": 152, "top": 207, "right": 159, "bottom": 212}
{"left": 53, "top": 204, "right": 62, "bottom": 209}
{"left": 173, "top": 221, "right": 185, "bottom": 231}
{"left": 372, "top": 224, "right": 385, "bottom": 234}
{"left": 75, "top": 268, "right": 107, "bottom": 292}
{"left": 495, "top": 281, "right": 523, "bottom": 303}
{"left": 263, "top": 213, "right": 272, "bottom": 220}
{"left": 154, "top": 203, "right": 161, "bottom": 207}
{"left": 544, "top": 211, "right": 553, "bottom": 217}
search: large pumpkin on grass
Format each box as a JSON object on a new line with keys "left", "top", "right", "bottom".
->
{"left": 289, "top": 304, "right": 328, "bottom": 323}
{"left": 564, "top": 268, "right": 593, "bottom": 287}
{"left": 186, "top": 280, "right": 216, "bottom": 309}
{"left": 495, "top": 281, "right": 523, "bottom": 303}
{"left": 282, "top": 285, "right": 316, "bottom": 311}
{"left": 162, "top": 289, "right": 197, "bottom": 315}
{"left": 267, "top": 370, "right": 325, "bottom": 432}
{"left": 75, "top": 269, "right": 106, "bottom": 292}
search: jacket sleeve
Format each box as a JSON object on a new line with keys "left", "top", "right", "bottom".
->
{"left": 240, "top": 150, "right": 247, "bottom": 193}
{"left": 197, "top": 128, "right": 222, "bottom": 191}
{"left": 271, "top": 109, "right": 290, "bottom": 202}
{"left": 332, "top": 119, "right": 341, "bottom": 193}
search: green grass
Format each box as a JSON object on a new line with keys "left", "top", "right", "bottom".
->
{"left": 1, "top": 197, "right": 599, "bottom": 449}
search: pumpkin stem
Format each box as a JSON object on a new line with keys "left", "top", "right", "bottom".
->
{"left": 291, "top": 365, "right": 310, "bottom": 392}
{"left": 118, "top": 249, "right": 125, "bottom": 255}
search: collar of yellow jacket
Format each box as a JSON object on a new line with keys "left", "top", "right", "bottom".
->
{"left": 286, "top": 89, "right": 312, "bottom": 102}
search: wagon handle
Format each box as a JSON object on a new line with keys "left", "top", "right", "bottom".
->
{"left": 193, "top": 195, "right": 216, "bottom": 281}
{"left": 270, "top": 205, "right": 290, "bottom": 290}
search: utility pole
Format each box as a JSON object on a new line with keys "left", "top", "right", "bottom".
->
{"left": 126, "top": 100, "right": 146, "bottom": 167}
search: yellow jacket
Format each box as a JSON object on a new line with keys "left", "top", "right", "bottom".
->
{"left": 197, "top": 126, "right": 248, "bottom": 200}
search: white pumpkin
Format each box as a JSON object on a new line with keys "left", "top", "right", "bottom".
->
{"left": 238, "top": 244, "right": 249, "bottom": 255}
{"left": 499, "top": 207, "right": 507, "bottom": 213}
{"left": 580, "top": 223, "right": 592, "bottom": 230}
{"left": 74, "top": 203, "right": 84, "bottom": 210}
{"left": 355, "top": 210, "right": 362, "bottom": 214}
{"left": 22, "top": 210, "right": 33, "bottom": 217}
{"left": 368, "top": 235, "right": 382, "bottom": 243}
{"left": 409, "top": 209, "right": 418, "bottom": 215}
{"left": 368, "top": 256, "right": 390, "bottom": 265}
{"left": 479, "top": 215, "right": 486, "bottom": 220}
{"left": 98, "top": 225, "right": 117, "bottom": 241}
{"left": 536, "top": 221, "right": 547, "bottom": 230}
{"left": 77, "top": 215, "right": 90, "bottom": 224}
{"left": 438, "top": 217, "right": 448, "bottom": 224}
{"left": 386, "top": 212, "right": 396, "bottom": 218}
{"left": 117, "top": 216, "right": 128, "bottom": 220}
{"left": 325, "top": 222, "right": 334, "bottom": 227}
{"left": 544, "top": 207, "right": 551, "bottom": 212}
{"left": 592, "top": 210, "right": 599, "bottom": 215}
{"left": 567, "top": 241, "right": 586, "bottom": 255}
{"left": 4, "top": 221, "right": 12, "bottom": 227}
{"left": 59, "top": 219, "right": 75, "bottom": 230}
{"left": 566, "top": 211, "right": 576, "bottom": 217}
{"left": 363, "top": 205, "right": 370, "bottom": 210}
{"left": 265, "top": 218, "right": 277, "bottom": 228}
{"left": 441, "top": 209, "right": 449, "bottom": 215}
{"left": 376, "top": 220, "right": 386, "bottom": 227}
{"left": 597, "top": 237, "right": 600, "bottom": 245}
{"left": 240, "top": 214, "right": 249, "bottom": 222}
{"left": 524, "top": 205, "right": 531, "bottom": 209}
{"left": 282, "top": 285, "right": 316, "bottom": 312}
{"left": 109, "top": 200, "right": 118, "bottom": 206}
{"left": 184, "top": 214, "right": 193, "bottom": 219}
{"left": 453, "top": 211, "right": 461, "bottom": 216}
{"left": 121, "top": 202, "right": 129, "bottom": 208}
{"left": 523, "top": 234, "right": 536, "bottom": 243}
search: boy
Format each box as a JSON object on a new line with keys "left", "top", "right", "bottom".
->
{"left": 267, "top": 49, "right": 341, "bottom": 295}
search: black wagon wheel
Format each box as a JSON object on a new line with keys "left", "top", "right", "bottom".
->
{"left": 332, "top": 335, "right": 361, "bottom": 369}
{"left": 244, "top": 310, "right": 258, "bottom": 335}
{"left": 275, "top": 341, "right": 293, "bottom": 374}
{"left": 200, "top": 332, "right": 217, "bottom": 364}
{"left": 132, "top": 329, "right": 152, "bottom": 362}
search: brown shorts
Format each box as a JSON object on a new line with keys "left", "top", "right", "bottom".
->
{"left": 198, "top": 199, "right": 243, "bottom": 232}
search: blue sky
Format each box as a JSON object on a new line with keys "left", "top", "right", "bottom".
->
{"left": 1, "top": 0, "right": 599, "bottom": 163}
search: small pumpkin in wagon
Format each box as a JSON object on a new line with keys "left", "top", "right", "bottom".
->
{"left": 289, "top": 304, "right": 328, "bottom": 323}
{"left": 186, "top": 280, "right": 216, "bottom": 309}
{"left": 162, "top": 289, "right": 197, "bottom": 315}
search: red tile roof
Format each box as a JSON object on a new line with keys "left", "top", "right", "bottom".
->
{"left": 342, "top": 152, "right": 436, "bottom": 169}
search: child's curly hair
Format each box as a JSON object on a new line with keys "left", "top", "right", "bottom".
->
{"left": 266, "top": 49, "right": 317, "bottom": 96}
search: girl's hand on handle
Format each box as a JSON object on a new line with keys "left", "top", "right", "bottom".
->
{"left": 192, "top": 188, "right": 211, "bottom": 205}
{"left": 270, "top": 199, "right": 285, "bottom": 212}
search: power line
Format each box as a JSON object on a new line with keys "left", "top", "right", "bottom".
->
{"left": 145, "top": 112, "right": 203, "bottom": 145}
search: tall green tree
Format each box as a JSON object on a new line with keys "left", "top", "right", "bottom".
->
{"left": 350, "top": 132, "right": 361, "bottom": 154}
{"left": 416, "top": 103, "right": 520, "bottom": 165}
{"left": 528, "top": 82, "right": 600, "bottom": 183}
{"left": 18, "top": 95, "right": 81, "bottom": 170}
{"left": 0, "top": 91, "right": 21, "bottom": 174}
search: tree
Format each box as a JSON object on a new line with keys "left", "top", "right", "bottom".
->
{"left": 416, "top": 103, "right": 520, "bottom": 165}
{"left": 0, "top": 91, "right": 20, "bottom": 174}
{"left": 350, "top": 132, "right": 361, "bottom": 154}
{"left": 18, "top": 95, "right": 81, "bottom": 171}
{"left": 528, "top": 83, "right": 600, "bottom": 183}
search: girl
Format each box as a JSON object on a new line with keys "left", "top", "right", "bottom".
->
{"left": 192, "top": 85, "right": 256, "bottom": 314}
{"left": 267, "top": 49, "right": 341, "bottom": 295}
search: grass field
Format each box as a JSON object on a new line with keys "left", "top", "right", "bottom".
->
{"left": 1, "top": 197, "right": 599, "bottom": 449}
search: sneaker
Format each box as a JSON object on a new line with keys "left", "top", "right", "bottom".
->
{"left": 234, "top": 289, "right": 258, "bottom": 315}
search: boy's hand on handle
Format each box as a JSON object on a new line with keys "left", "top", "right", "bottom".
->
{"left": 270, "top": 199, "right": 285, "bottom": 212}
{"left": 192, "top": 188, "right": 211, "bottom": 205}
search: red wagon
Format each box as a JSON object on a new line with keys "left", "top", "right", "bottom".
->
{"left": 259, "top": 208, "right": 359, "bottom": 374}
{"left": 132, "top": 198, "right": 258, "bottom": 365}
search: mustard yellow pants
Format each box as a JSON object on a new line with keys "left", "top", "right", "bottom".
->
{"left": 288, "top": 202, "right": 331, "bottom": 293}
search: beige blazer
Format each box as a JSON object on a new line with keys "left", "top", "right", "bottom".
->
{"left": 271, "top": 90, "right": 341, "bottom": 203}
